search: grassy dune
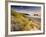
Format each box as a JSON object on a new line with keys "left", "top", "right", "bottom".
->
{"left": 11, "top": 11, "right": 41, "bottom": 31}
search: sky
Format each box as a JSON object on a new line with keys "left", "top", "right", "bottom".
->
{"left": 11, "top": 5, "right": 41, "bottom": 16}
